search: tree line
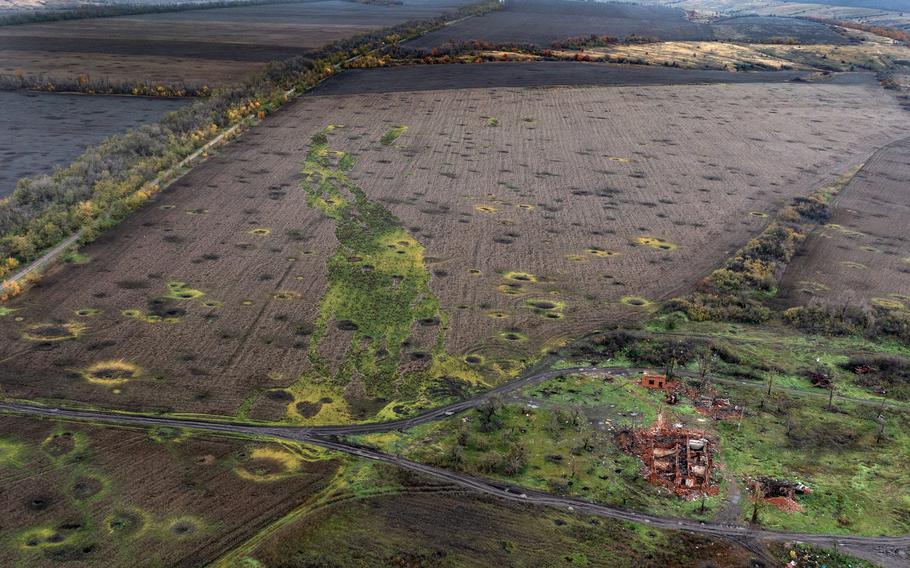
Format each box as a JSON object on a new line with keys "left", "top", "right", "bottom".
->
{"left": 0, "top": 0, "right": 502, "bottom": 296}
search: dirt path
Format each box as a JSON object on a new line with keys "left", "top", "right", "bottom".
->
{"left": 4, "top": 113, "right": 250, "bottom": 287}
{"left": 0, "top": 365, "right": 908, "bottom": 566}
{"left": 718, "top": 467, "right": 746, "bottom": 526}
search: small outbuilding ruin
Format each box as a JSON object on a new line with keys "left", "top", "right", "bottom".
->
{"left": 640, "top": 371, "right": 668, "bottom": 390}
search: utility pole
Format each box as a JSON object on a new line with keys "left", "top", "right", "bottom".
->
{"left": 877, "top": 389, "right": 887, "bottom": 418}
{"left": 876, "top": 390, "right": 887, "bottom": 445}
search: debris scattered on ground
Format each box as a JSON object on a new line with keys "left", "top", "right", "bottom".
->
{"left": 615, "top": 413, "right": 718, "bottom": 498}
{"left": 749, "top": 476, "right": 811, "bottom": 512}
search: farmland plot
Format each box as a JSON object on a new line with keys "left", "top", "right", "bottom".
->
{"left": 407, "top": 0, "right": 715, "bottom": 48}
{"left": 312, "top": 61, "right": 808, "bottom": 95}
{"left": 0, "top": 416, "right": 336, "bottom": 567}
{"left": 0, "top": 91, "right": 187, "bottom": 197}
{"left": 778, "top": 135, "right": 910, "bottom": 310}
{"left": 0, "top": 0, "right": 475, "bottom": 86}
{"left": 710, "top": 15, "right": 849, "bottom": 44}
{"left": 0, "top": 67, "right": 906, "bottom": 423}
{"left": 243, "top": 484, "right": 761, "bottom": 568}
{"left": 406, "top": 0, "right": 847, "bottom": 49}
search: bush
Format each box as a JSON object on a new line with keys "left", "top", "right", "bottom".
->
{"left": 841, "top": 355, "right": 910, "bottom": 401}
{"left": 663, "top": 293, "right": 771, "bottom": 324}
{"left": 784, "top": 302, "right": 910, "bottom": 345}
{"left": 665, "top": 182, "right": 836, "bottom": 324}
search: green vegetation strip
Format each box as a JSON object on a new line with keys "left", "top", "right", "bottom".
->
{"left": 298, "top": 126, "right": 477, "bottom": 408}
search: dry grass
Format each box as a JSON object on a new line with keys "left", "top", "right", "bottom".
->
{"left": 563, "top": 41, "right": 802, "bottom": 71}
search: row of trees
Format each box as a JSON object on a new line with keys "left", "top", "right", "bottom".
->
{"left": 784, "top": 301, "right": 910, "bottom": 344}
{"left": 812, "top": 18, "right": 910, "bottom": 45}
{"left": 0, "top": 0, "right": 502, "bottom": 282}
{"left": 0, "top": 72, "right": 211, "bottom": 97}
{"left": 664, "top": 190, "right": 834, "bottom": 324}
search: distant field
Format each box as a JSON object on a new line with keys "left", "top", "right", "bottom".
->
{"left": 780, "top": 0, "right": 910, "bottom": 11}
{"left": 0, "top": 415, "right": 337, "bottom": 567}
{"left": 778, "top": 135, "right": 910, "bottom": 310}
{"left": 406, "top": 0, "right": 847, "bottom": 49}
{"left": 0, "top": 0, "right": 475, "bottom": 86}
{"left": 711, "top": 15, "right": 849, "bottom": 43}
{"left": 408, "top": 0, "right": 714, "bottom": 47}
{"left": 0, "top": 91, "right": 186, "bottom": 197}
{"left": 0, "top": 65, "right": 905, "bottom": 423}
{"left": 656, "top": 0, "right": 910, "bottom": 32}
{"left": 538, "top": 39, "right": 910, "bottom": 73}
{"left": 313, "top": 61, "right": 808, "bottom": 94}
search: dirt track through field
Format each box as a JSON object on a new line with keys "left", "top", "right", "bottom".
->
{"left": 0, "top": 67, "right": 907, "bottom": 420}
{"left": 1, "top": 369, "right": 908, "bottom": 568}
{"left": 778, "top": 134, "right": 910, "bottom": 309}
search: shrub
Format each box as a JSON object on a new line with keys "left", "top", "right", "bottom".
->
{"left": 0, "top": 279, "right": 22, "bottom": 301}
{"left": 784, "top": 302, "right": 910, "bottom": 345}
{"left": 663, "top": 293, "right": 771, "bottom": 324}
{"left": 665, "top": 182, "right": 837, "bottom": 324}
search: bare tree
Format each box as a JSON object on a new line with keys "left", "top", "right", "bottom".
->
{"left": 750, "top": 482, "right": 765, "bottom": 525}
{"left": 695, "top": 346, "right": 715, "bottom": 389}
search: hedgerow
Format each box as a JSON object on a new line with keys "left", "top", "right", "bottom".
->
{"left": 784, "top": 302, "right": 910, "bottom": 344}
{"left": 0, "top": 0, "right": 501, "bottom": 280}
{"left": 662, "top": 185, "right": 838, "bottom": 323}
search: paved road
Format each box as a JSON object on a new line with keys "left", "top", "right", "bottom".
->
{"left": 1, "top": 366, "right": 908, "bottom": 566}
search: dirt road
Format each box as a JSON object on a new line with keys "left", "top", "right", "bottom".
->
{"left": 1, "top": 365, "right": 908, "bottom": 566}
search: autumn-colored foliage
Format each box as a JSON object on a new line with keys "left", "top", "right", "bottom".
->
{"left": 0, "top": 279, "right": 22, "bottom": 302}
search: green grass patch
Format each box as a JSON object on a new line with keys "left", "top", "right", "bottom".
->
{"left": 358, "top": 373, "right": 722, "bottom": 521}
{"left": 297, "top": 126, "right": 479, "bottom": 411}
{"left": 716, "top": 383, "right": 910, "bottom": 535}
{"left": 379, "top": 125, "right": 408, "bottom": 146}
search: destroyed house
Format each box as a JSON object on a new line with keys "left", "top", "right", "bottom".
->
{"left": 649, "top": 431, "right": 712, "bottom": 491}
{"left": 641, "top": 372, "right": 667, "bottom": 389}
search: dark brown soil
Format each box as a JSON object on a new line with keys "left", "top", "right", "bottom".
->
{"left": 0, "top": 416, "right": 337, "bottom": 567}
{"left": 407, "top": 0, "right": 714, "bottom": 48}
{"left": 0, "top": 91, "right": 185, "bottom": 197}
{"left": 778, "top": 135, "right": 910, "bottom": 308}
{"left": 712, "top": 16, "right": 849, "bottom": 44}
{"left": 71, "top": 476, "right": 103, "bottom": 500}
{"left": 0, "top": 0, "right": 475, "bottom": 86}
{"left": 296, "top": 401, "right": 323, "bottom": 418}
{"left": 312, "top": 61, "right": 809, "bottom": 96}
{"left": 406, "top": 0, "right": 846, "bottom": 49}
{"left": 42, "top": 432, "right": 76, "bottom": 457}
